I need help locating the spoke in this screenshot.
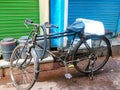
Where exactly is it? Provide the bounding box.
[22,68,33,84]
[10,44,39,89]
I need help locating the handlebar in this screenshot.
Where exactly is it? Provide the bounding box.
[24,19,58,59]
[24,18,58,29]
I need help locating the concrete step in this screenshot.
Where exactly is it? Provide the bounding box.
[0,37,120,78]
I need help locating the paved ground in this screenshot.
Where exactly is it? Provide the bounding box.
[0,55,120,90]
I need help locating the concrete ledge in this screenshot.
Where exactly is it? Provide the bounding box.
[0,59,61,78]
[111,45,120,56]
[0,55,53,68]
[0,55,54,78]
[0,44,120,78]
[110,38,120,56]
[0,37,120,78]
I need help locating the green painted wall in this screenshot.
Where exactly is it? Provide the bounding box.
[0,0,39,40]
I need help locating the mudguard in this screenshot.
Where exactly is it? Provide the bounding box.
[31,48,40,79]
[105,37,112,57]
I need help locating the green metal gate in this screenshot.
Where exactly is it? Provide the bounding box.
[0,0,39,40]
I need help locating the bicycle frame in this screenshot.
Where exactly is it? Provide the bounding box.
[24,19,112,74]
[30,30,80,62]
[10,19,113,90]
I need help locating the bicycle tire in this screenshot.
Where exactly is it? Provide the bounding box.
[10,44,39,90]
[72,35,111,74]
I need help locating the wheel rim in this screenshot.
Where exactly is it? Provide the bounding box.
[73,37,110,73]
[10,45,36,90]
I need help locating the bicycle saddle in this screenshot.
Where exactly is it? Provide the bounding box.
[67,21,85,32]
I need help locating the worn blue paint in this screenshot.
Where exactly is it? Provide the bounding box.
[50,0,64,48]
[117,15,120,33]
[68,0,120,35]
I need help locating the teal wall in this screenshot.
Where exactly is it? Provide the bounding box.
[50,0,64,48]
[117,15,120,33]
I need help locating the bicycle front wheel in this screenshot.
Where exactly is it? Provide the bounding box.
[10,44,39,90]
[72,36,111,74]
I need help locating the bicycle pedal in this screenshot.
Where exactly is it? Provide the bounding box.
[65,73,72,79]
[89,74,94,80]
[68,64,74,68]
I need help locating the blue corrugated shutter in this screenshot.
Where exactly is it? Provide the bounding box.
[68,0,120,35]
[50,0,64,48]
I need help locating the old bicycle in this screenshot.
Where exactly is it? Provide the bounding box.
[10,19,112,90]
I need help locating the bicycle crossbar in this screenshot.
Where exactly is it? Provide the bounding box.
[37,31,76,40]
[36,30,113,41]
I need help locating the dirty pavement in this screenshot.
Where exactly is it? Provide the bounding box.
[0,56,120,90]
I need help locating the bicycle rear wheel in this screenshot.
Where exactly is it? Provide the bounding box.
[10,44,39,90]
[72,36,111,74]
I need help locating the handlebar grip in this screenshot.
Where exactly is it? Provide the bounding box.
[25,19,34,24]
[51,24,59,28]
[44,22,58,28]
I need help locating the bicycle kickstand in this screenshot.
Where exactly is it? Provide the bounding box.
[89,64,94,80]
[88,59,96,80]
